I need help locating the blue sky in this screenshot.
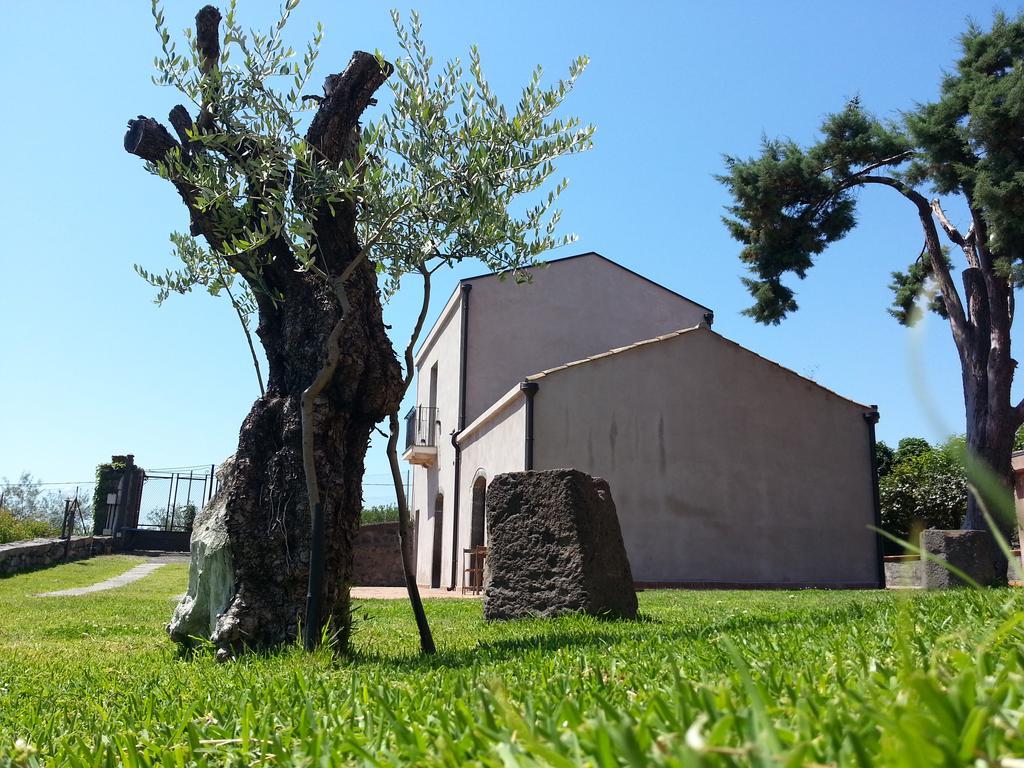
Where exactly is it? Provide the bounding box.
[2,0,1020,507]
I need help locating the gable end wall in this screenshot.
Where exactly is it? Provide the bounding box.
[531,329,879,586]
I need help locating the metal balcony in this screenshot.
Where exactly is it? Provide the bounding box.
[402,405,439,466]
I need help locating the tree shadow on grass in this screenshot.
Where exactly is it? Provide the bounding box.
[0,559,95,582]
[345,600,876,672]
[163,597,886,667]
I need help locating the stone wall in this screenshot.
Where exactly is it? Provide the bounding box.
[0,536,113,577]
[883,558,921,588]
[352,522,404,587]
[883,551,1020,588]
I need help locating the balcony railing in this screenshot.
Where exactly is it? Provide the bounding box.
[405,405,439,450]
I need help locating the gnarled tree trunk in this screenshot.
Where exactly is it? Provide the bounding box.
[961,323,1016,583]
[888,189,1020,581]
[126,11,403,656]
[208,253,401,654]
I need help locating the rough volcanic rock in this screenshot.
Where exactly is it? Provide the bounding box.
[921,528,1004,588]
[483,469,637,620]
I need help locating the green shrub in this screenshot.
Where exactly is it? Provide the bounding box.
[91,462,125,535]
[180,502,197,531]
[879,437,966,549]
[0,509,59,544]
[361,504,399,525]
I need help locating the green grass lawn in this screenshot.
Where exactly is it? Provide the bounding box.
[1,558,1023,766]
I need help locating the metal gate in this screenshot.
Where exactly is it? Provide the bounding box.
[114,464,219,552]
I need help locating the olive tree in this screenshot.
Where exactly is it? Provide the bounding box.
[125,1,591,656]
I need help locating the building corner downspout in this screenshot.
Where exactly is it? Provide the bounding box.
[864,406,885,589]
[449,283,472,590]
[520,380,539,470]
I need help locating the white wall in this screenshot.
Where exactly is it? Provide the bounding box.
[454,395,528,586]
[409,290,463,587]
[408,253,710,587]
[463,254,709,423]
[531,327,880,587]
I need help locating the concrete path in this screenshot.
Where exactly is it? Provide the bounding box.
[36,561,167,597]
[124,550,189,563]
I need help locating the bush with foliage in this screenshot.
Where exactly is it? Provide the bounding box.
[0,473,84,543]
[180,502,197,531]
[144,502,198,532]
[91,461,125,535]
[0,509,58,545]
[1,472,68,529]
[878,437,967,550]
[361,505,400,525]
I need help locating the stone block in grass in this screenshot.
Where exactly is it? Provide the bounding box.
[483,469,637,620]
[921,528,1005,588]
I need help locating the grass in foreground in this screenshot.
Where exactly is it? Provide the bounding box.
[1,558,1023,765]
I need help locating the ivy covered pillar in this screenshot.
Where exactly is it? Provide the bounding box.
[91,455,143,538]
[1010,454,1024,577]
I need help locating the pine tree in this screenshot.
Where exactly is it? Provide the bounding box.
[719,14,1024,578]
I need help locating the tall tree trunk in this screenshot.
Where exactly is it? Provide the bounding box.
[127,34,404,656]
[212,258,402,655]
[962,375,1013,528]
[930,210,1019,581]
[960,313,1015,584]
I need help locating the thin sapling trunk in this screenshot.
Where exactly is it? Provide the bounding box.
[384,263,436,654]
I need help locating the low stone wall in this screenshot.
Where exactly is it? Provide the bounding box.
[883,558,921,588]
[884,550,1021,588]
[352,522,404,587]
[0,536,113,577]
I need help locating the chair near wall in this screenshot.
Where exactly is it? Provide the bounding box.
[462,546,487,595]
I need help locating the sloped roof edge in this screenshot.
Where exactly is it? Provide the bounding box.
[413,282,464,367]
[525,324,873,412]
[461,251,713,314]
[456,383,525,445]
[414,251,713,365]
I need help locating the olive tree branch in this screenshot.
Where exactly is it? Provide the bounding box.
[217,262,265,396]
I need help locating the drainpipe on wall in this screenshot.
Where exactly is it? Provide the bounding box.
[449,283,472,590]
[520,380,539,470]
[864,406,885,589]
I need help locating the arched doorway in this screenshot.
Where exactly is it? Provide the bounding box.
[470,475,487,549]
[431,493,444,589]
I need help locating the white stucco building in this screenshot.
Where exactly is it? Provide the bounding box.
[403,252,884,590]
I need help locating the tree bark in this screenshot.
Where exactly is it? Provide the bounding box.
[386,411,435,654]
[863,178,1020,577]
[127,38,404,655]
[961,371,1014,584]
[956,261,1015,583]
[210,253,401,654]
[959,289,1016,560]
